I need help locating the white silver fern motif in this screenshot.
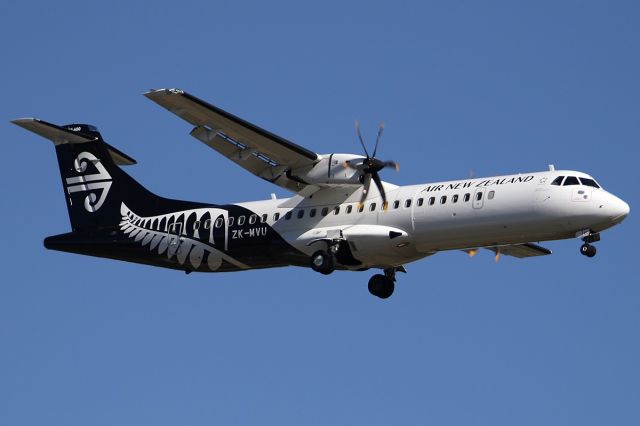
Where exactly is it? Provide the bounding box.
[119,203,249,271]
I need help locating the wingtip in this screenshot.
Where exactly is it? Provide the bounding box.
[144,88,186,101]
[11,117,37,125]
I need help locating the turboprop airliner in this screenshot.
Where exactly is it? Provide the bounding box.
[12,89,630,298]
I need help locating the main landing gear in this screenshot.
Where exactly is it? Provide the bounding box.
[579,231,600,258]
[310,249,335,275]
[368,269,397,299]
[309,249,402,299]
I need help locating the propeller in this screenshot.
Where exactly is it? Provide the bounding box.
[465,249,479,257]
[344,121,400,210]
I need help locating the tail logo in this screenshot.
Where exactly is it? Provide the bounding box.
[65,152,112,212]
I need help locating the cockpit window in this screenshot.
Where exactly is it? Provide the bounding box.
[579,177,600,188]
[551,176,564,186]
[563,176,580,186]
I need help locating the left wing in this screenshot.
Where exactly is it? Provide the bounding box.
[144,88,320,194]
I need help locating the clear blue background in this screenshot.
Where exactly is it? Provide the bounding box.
[1,1,638,424]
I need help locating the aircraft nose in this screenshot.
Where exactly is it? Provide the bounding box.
[609,195,630,224]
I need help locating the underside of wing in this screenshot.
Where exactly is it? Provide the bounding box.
[144,88,320,194]
[464,242,552,259]
[488,242,552,258]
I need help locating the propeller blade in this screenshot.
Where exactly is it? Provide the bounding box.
[494,249,501,263]
[371,172,388,210]
[372,122,385,158]
[466,249,478,257]
[357,173,372,208]
[354,121,370,158]
[384,161,400,171]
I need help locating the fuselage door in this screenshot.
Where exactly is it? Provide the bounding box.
[473,187,486,209]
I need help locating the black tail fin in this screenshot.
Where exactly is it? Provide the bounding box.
[12,119,156,232]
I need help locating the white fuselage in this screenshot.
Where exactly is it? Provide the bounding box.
[233,169,629,270]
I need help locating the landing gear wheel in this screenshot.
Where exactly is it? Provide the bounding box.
[368,274,395,299]
[580,243,597,258]
[310,250,335,275]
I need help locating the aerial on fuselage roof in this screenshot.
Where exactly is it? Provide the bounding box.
[11,88,630,299]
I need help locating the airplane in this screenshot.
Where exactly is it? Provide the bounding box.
[12,88,630,299]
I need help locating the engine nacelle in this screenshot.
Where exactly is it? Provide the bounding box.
[289,153,365,187]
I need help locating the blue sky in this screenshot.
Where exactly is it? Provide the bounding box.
[1,1,638,424]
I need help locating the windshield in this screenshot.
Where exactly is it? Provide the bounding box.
[579,177,601,188]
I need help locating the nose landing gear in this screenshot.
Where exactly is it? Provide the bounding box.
[579,231,600,258]
[580,243,597,257]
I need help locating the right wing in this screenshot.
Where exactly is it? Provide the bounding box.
[144,89,320,194]
[464,242,552,259]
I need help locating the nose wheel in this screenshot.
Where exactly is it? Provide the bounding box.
[579,232,600,258]
[580,243,597,258]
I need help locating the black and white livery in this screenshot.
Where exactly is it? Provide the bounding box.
[12,89,630,298]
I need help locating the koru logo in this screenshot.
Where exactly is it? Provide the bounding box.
[65,152,112,212]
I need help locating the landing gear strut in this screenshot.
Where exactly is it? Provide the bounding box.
[579,232,600,258]
[368,268,398,299]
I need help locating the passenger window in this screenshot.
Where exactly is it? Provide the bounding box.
[488,191,495,200]
[417,198,424,207]
[321,207,329,216]
[440,196,447,204]
[357,204,364,213]
[476,192,483,201]
[296,210,303,219]
[273,212,280,221]
[579,177,600,188]
[333,206,340,215]
[285,211,292,220]
[551,176,564,186]
[249,214,257,224]
[563,176,580,186]
[346,205,353,214]
[405,199,412,208]
[452,194,458,203]
[309,208,317,218]
[193,221,200,230]
[204,219,211,229]
[393,200,400,209]
[261,214,268,223]
[214,218,223,228]
[238,216,246,225]
[428,197,435,206]
[370,203,376,211]
[228,217,235,226]
[464,193,470,202]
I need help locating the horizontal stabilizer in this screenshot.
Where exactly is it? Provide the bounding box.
[11,118,136,165]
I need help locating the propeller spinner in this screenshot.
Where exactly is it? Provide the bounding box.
[344,121,399,210]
